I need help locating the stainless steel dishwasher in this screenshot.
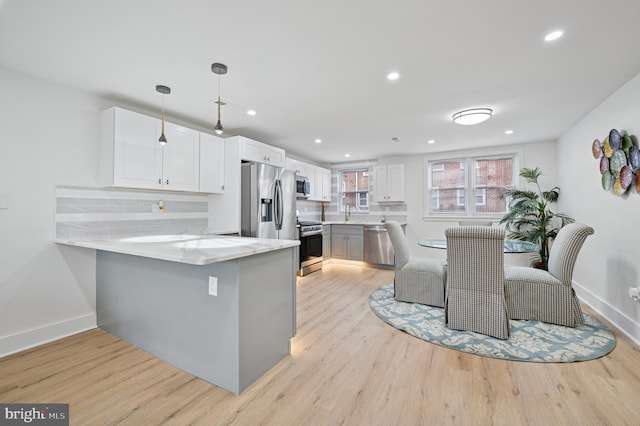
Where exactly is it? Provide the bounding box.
[364,224,395,265]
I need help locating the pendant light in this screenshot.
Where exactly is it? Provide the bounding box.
[211,63,228,135]
[156,85,171,144]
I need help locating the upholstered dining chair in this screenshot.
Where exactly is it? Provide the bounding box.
[444,226,509,339]
[384,221,447,307]
[504,223,594,327]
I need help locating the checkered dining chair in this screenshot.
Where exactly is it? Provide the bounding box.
[444,226,509,339]
[504,223,594,327]
[384,221,447,307]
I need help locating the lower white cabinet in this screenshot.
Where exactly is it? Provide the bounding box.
[331,225,363,261]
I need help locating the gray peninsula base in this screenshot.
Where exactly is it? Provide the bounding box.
[96,247,297,394]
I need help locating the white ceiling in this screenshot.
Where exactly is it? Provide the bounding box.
[2,0,640,164]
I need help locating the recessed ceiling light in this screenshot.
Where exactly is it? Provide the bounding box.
[247,109,256,116]
[344,153,350,158]
[387,72,400,81]
[391,137,400,143]
[544,30,563,42]
[452,108,493,125]
[505,129,514,135]
[427,139,435,144]
[314,138,322,144]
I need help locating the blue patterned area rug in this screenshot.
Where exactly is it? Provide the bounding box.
[369,284,616,362]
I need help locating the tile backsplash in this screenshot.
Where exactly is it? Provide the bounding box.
[296,169,407,223]
[55,186,209,240]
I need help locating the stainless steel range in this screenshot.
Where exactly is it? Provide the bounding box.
[297,220,323,276]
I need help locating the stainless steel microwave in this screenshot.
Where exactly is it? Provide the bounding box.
[296,178,311,197]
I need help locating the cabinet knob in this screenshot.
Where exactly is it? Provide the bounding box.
[166,179,169,185]
[221,185,225,190]
[158,178,162,185]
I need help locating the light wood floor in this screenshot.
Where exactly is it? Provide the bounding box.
[1,263,639,425]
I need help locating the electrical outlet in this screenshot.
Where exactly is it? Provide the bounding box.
[208,276,218,296]
[629,287,640,301]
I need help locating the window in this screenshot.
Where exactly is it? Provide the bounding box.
[429,160,466,214]
[427,155,516,216]
[339,168,370,212]
[473,157,514,214]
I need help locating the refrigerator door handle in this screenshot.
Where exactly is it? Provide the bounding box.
[274,179,283,230]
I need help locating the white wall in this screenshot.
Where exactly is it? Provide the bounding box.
[0,66,106,355]
[557,71,640,342]
[378,141,558,267]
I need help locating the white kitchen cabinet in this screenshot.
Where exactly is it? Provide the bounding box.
[331,225,364,261]
[373,164,405,203]
[323,226,331,259]
[208,137,241,234]
[199,132,225,194]
[309,166,332,202]
[240,136,285,167]
[321,167,331,202]
[100,107,200,192]
[285,158,310,178]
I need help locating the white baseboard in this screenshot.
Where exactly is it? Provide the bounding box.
[0,313,97,358]
[574,281,640,347]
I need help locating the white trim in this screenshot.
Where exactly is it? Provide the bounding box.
[0,313,97,358]
[573,280,640,347]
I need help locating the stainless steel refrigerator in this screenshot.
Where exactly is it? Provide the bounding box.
[240,162,296,240]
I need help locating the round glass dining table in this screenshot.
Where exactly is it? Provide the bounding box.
[418,238,538,253]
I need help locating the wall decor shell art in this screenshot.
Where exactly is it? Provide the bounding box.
[592,129,639,196]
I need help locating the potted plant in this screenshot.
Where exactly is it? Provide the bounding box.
[499,167,574,269]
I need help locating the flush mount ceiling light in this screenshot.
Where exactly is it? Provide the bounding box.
[452,108,493,125]
[156,85,171,145]
[247,109,256,116]
[505,129,514,135]
[211,63,228,135]
[314,139,322,144]
[427,139,435,144]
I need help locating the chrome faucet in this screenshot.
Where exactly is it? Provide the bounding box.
[345,203,351,221]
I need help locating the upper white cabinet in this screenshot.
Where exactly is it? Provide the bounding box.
[100,107,200,192]
[373,164,405,203]
[309,166,331,202]
[285,158,310,178]
[199,132,225,194]
[240,136,285,167]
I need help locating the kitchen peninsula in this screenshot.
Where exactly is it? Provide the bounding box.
[56,234,299,394]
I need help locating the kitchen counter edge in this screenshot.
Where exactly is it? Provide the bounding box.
[55,235,300,266]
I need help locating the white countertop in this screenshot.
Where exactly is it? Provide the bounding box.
[56,234,300,265]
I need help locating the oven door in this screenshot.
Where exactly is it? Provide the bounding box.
[299,232,323,267]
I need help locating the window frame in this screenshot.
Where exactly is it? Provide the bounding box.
[338,167,370,213]
[425,152,518,219]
